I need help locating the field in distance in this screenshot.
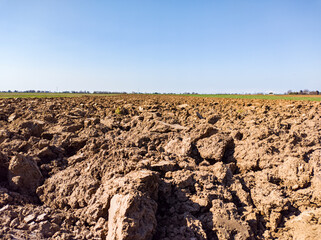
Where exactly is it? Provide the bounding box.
[186,94,321,101]
[1,92,321,101]
[0,92,116,98]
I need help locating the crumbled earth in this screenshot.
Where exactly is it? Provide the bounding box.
[0,95,320,239]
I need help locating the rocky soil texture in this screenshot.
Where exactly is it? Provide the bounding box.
[0,95,321,239]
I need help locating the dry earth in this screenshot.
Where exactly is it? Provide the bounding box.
[0,95,320,240]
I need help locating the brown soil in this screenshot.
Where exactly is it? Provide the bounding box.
[0,95,320,239]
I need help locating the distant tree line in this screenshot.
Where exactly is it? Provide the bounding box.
[2,90,51,93]
[92,91,127,94]
[182,92,199,95]
[1,90,320,95]
[1,90,117,94]
[287,89,320,95]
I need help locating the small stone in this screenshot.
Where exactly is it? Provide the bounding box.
[0,204,10,213]
[24,214,36,223]
[196,112,204,119]
[8,113,16,122]
[10,218,20,228]
[36,213,48,222]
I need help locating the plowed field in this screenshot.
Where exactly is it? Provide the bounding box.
[0,95,320,239]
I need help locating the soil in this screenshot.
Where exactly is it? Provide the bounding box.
[0,94,320,239]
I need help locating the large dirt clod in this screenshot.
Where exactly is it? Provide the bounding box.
[107,193,157,240]
[8,154,43,195]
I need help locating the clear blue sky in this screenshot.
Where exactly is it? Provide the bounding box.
[0,0,320,93]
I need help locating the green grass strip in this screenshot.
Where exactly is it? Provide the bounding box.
[0,93,117,98]
[186,94,321,101]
